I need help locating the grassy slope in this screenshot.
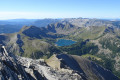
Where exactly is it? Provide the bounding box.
[68,26,106,40]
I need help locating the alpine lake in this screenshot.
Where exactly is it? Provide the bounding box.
[55,39,76,46]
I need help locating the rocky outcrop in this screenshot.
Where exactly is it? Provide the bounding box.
[0,46,83,80]
[46,22,78,34]
[0,46,34,80]
[45,54,61,70]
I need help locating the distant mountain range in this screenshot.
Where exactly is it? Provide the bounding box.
[0,19,60,33]
[0,18,120,34]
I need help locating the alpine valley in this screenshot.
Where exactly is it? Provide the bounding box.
[0,18,120,80]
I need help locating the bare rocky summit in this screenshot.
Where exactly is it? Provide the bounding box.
[0,46,119,80]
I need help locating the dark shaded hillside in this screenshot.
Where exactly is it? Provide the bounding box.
[21,26,64,39]
[71,55,119,80]
[55,54,119,80]
[22,26,48,39]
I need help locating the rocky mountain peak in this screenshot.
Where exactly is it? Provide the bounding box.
[0,44,119,80]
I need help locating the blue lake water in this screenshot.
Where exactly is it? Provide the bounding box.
[56,39,76,46]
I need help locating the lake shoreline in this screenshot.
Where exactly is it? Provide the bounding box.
[55,39,77,46]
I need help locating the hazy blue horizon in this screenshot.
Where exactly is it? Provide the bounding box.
[0,0,120,20]
[0,17,119,21]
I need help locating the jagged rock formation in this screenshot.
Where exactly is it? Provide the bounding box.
[0,46,83,80]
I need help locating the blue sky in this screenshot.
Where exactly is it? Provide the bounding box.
[0,0,120,19]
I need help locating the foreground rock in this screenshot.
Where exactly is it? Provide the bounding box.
[0,46,119,80]
[0,47,83,80]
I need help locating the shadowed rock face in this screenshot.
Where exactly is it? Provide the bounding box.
[57,54,86,75]
[0,46,46,80]
[0,35,9,45]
